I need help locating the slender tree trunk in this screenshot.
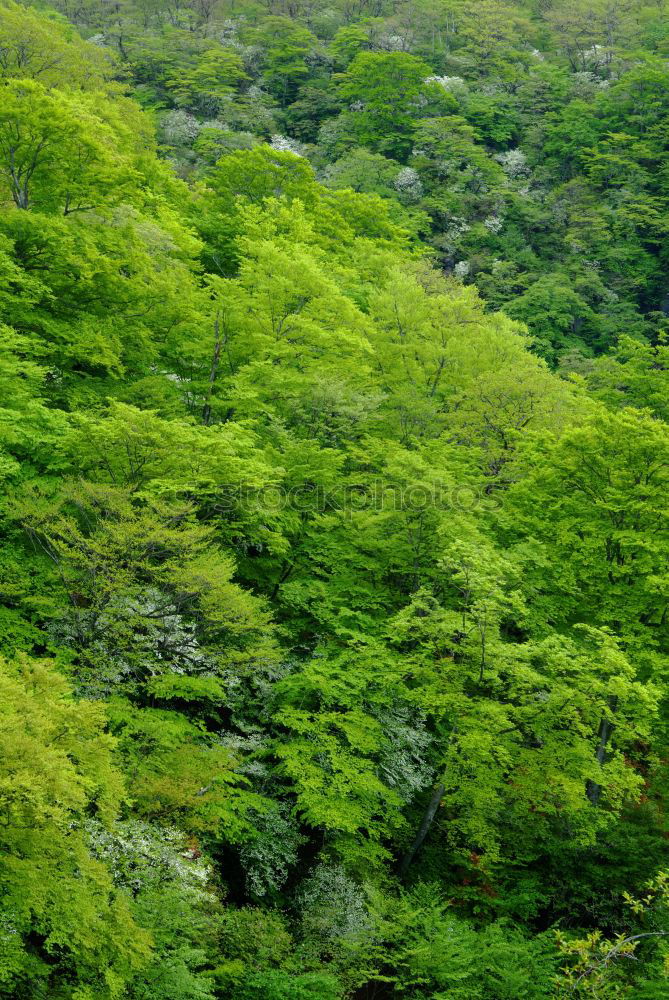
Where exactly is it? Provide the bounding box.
[399,782,445,877]
[586,695,618,806]
[202,311,222,426]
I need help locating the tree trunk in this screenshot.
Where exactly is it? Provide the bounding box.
[399,782,445,877]
[586,695,618,806]
[202,311,222,426]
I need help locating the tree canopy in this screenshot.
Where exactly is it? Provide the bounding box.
[1,1,669,997]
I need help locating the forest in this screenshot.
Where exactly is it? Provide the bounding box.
[0,0,669,996]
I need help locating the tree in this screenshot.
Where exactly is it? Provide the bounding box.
[0,79,138,213]
[87,819,222,1000]
[14,477,276,701]
[504,406,669,660]
[391,585,655,873]
[167,48,248,116]
[336,51,444,159]
[253,16,316,105]
[0,654,151,998]
[505,272,597,358]
[587,335,669,421]
[555,871,669,997]
[0,0,113,90]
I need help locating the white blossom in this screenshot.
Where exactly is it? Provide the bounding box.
[216,19,238,43]
[483,214,503,234]
[49,586,216,698]
[454,260,471,279]
[161,109,201,146]
[317,116,355,157]
[495,148,529,178]
[86,819,214,897]
[394,166,423,201]
[437,216,471,255]
[425,74,467,94]
[270,134,306,157]
[201,118,228,132]
[298,863,372,946]
[572,71,610,99]
[378,33,410,51]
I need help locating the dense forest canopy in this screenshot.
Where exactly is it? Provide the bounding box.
[1,0,669,997]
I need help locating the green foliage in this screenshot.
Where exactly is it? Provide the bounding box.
[555,871,669,997]
[0,78,139,212]
[88,819,222,1000]
[0,0,114,89]
[366,884,558,998]
[12,478,276,699]
[0,655,151,998]
[253,16,316,105]
[168,47,248,116]
[1,2,669,998]
[336,51,450,159]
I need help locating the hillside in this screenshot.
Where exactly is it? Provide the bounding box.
[0,1,668,998]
